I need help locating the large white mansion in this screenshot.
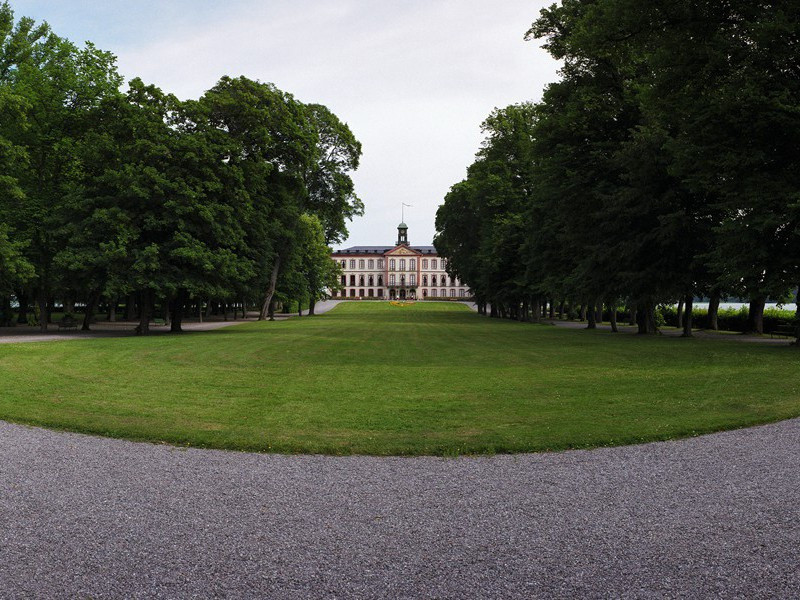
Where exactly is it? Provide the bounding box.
[330,223,471,300]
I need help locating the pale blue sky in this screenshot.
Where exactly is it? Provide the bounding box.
[13,0,558,247]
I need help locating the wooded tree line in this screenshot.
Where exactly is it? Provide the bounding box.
[0,3,358,333]
[435,0,799,336]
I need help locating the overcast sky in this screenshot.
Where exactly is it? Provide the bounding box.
[14,0,559,248]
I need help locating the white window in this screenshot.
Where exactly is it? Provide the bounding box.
[359,259,365,269]
[349,259,355,269]
[368,259,374,269]
[389,259,395,271]
[442,259,447,270]
[431,289,437,297]
[422,259,428,269]
[431,259,437,270]
[399,258,406,271]
[377,259,384,269]
[422,275,428,285]
[459,289,465,297]
[340,260,346,269]
[389,274,396,285]
[410,274,416,285]
[431,275,437,286]
[450,289,456,297]
[409,259,416,270]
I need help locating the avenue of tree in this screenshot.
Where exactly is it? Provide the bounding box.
[435,0,800,337]
[0,3,359,333]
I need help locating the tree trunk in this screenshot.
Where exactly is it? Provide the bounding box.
[609,303,618,333]
[125,293,136,321]
[0,296,12,326]
[205,300,214,319]
[309,298,316,316]
[37,289,47,332]
[82,291,100,331]
[163,298,171,327]
[586,299,597,329]
[558,299,565,320]
[579,303,587,322]
[137,290,151,335]
[64,296,75,315]
[16,290,28,324]
[259,256,282,320]
[636,299,658,335]
[793,286,800,346]
[595,304,603,324]
[682,295,694,337]
[532,297,542,323]
[708,290,721,331]
[676,299,684,329]
[298,301,303,317]
[490,303,498,318]
[171,289,187,333]
[628,302,637,326]
[268,298,276,321]
[108,297,117,322]
[518,298,527,322]
[747,296,766,334]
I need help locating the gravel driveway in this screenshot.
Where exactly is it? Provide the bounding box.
[1,419,798,599]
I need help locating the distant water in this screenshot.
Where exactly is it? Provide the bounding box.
[685,302,796,312]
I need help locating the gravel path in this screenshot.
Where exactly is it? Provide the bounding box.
[1,419,798,598]
[0,302,343,345]
[0,319,257,345]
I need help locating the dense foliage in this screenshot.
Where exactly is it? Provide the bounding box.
[435,0,800,337]
[0,3,360,332]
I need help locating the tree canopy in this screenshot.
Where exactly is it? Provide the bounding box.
[0,2,360,333]
[436,0,800,336]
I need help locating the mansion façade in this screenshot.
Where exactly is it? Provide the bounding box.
[330,223,471,300]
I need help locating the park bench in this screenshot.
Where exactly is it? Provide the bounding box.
[57,316,79,331]
[770,323,797,339]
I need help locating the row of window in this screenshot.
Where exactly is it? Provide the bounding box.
[339,258,448,271]
[341,274,461,287]
[331,288,467,298]
[341,259,384,270]
[333,288,384,298]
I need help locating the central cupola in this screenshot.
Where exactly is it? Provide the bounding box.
[396,222,408,246]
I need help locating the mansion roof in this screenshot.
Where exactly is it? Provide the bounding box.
[333,245,437,255]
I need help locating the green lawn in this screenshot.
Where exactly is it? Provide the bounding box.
[1,301,798,455]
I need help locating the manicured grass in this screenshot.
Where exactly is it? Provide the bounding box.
[0,302,798,455]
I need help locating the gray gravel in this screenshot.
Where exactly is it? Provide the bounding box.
[0,301,343,345]
[1,419,799,599]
